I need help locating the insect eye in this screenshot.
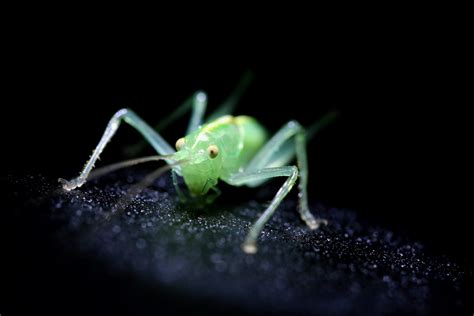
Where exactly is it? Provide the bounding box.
[207,145,219,159]
[175,138,185,151]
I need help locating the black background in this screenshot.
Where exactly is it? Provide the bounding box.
[4,39,469,254]
[2,29,471,314]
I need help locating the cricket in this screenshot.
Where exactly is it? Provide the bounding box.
[59,73,337,254]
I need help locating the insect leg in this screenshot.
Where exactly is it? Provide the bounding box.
[243,121,327,231]
[172,169,187,202]
[227,166,299,254]
[206,186,221,204]
[205,71,254,122]
[245,112,338,172]
[294,129,328,230]
[60,108,175,191]
[124,91,208,156]
[245,120,303,173]
[186,91,207,134]
[146,90,208,134]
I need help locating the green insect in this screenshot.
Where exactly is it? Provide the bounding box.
[59,74,337,254]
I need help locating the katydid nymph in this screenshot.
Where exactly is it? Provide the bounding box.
[59,74,338,254]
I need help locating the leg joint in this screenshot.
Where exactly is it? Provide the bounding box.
[114,108,130,119]
[290,165,299,178]
[287,120,305,133]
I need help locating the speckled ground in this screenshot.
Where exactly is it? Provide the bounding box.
[6,169,471,316]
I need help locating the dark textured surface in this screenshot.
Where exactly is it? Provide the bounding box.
[6,169,472,316]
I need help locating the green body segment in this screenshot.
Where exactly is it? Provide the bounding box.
[173,115,268,195]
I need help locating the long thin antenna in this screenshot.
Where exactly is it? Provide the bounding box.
[114,159,188,213]
[87,155,175,181]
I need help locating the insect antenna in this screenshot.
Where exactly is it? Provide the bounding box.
[87,154,175,181]
[112,159,189,215]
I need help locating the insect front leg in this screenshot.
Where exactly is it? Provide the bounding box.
[244,121,328,231]
[172,170,187,202]
[124,91,208,156]
[59,108,175,191]
[227,166,299,254]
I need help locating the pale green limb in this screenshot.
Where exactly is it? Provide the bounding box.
[244,120,304,174]
[205,71,255,122]
[236,120,328,252]
[264,111,340,168]
[59,108,175,191]
[172,170,187,202]
[227,166,299,254]
[186,91,207,134]
[124,91,208,156]
[295,111,338,226]
[294,131,327,230]
[173,169,221,204]
[206,186,222,204]
[154,91,208,134]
